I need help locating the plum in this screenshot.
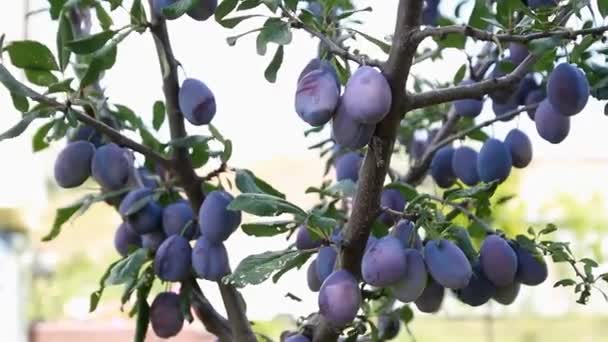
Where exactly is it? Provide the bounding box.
[422,0,439,26]
[295,68,340,126]
[91,143,131,191]
[493,281,521,305]
[163,200,197,239]
[488,60,518,103]
[477,138,512,184]
[391,249,428,303]
[492,98,519,121]
[335,151,363,183]
[297,58,340,90]
[424,239,472,289]
[365,235,378,251]
[187,0,218,21]
[318,270,361,327]
[451,146,480,186]
[192,236,231,281]
[178,78,216,125]
[307,259,322,292]
[515,76,539,105]
[378,188,407,226]
[525,88,546,120]
[453,80,483,118]
[480,235,518,286]
[150,292,184,338]
[430,146,456,188]
[340,66,392,124]
[295,225,322,250]
[509,43,529,65]
[119,187,163,235]
[361,236,407,287]
[377,314,400,340]
[54,141,95,188]
[331,102,375,149]
[391,220,422,250]
[546,63,589,116]
[455,262,496,307]
[154,235,192,282]
[414,277,444,313]
[407,137,427,161]
[114,222,141,257]
[285,334,310,342]
[151,0,179,18]
[69,124,103,147]
[535,99,570,144]
[527,0,557,9]
[142,231,166,251]
[504,129,532,168]
[198,190,241,243]
[316,246,338,283]
[513,243,548,286]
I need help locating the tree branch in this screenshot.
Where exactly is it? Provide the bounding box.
[147,3,255,341]
[313,0,425,340]
[189,279,233,341]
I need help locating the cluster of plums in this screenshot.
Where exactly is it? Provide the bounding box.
[294,219,548,334]
[295,58,392,149]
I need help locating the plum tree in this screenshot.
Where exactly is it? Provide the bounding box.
[316,246,338,283]
[119,187,163,234]
[455,262,496,307]
[535,99,571,144]
[477,138,512,183]
[480,235,518,287]
[493,282,521,305]
[113,222,141,257]
[192,236,231,281]
[162,200,197,239]
[414,277,445,313]
[54,141,95,188]
[154,235,192,281]
[361,235,408,287]
[391,249,428,303]
[378,188,407,226]
[339,66,392,124]
[318,270,361,327]
[513,243,548,286]
[150,292,184,338]
[334,151,363,183]
[451,146,480,186]
[504,129,533,168]
[391,219,422,250]
[295,62,340,126]
[377,314,401,340]
[424,239,472,289]
[295,225,322,250]
[178,78,217,125]
[187,0,218,21]
[331,103,375,149]
[91,143,131,191]
[453,80,483,118]
[198,190,241,243]
[546,63,590,116]
[430,146,456,188]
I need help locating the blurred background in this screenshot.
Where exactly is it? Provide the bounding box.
[1,0,608,341]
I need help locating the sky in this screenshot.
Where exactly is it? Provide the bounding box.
[0,0,608,323]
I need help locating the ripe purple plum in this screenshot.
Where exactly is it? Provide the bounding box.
[340,66,392,124]
[198,190,242,243]
[331,102,375,149]
[513,243,548,286]
[91,143,131,191]
[119,187,163,234]
[150,292,184,338]
[361,236,407,287]
[451,146,480,186]
[504,129,532,168]
[546,63,589,116]
[509,43,529,65]
[492,97,519,121]
[414,277,445,313]
[318,270,361,327]
[54,141,95,188]
[163,200,197,239]
[477,138,512,183]
[493,281,521,305]
[525,88,546,120]
[295,67,340,126]
[114,222,141,257]
[430,146,456,188]
[334,151,363,183]
[455,262,496,306]
[535,99,570,144]
[192,236,231,281]
[178,78,217,125]
[453,80,483,118]
[187,0,218,21]
[297,58,340,90]
[154,235,192,282]
[515,76,539,105]
[424,239,472,289]
[378,188,406,226]
[391,249,428,303]
[480,235,518,286]
[391,220,422,250]
[307,259,322,292]
[142,231,166,251]
[295,225,322,250]
[316,246,338,283]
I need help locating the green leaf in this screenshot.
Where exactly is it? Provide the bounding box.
[235,169,286,198]
[66,30,117,54]
[24,69,59,87]
[0,111,45,143]
[6,40,59,71]
[220,139,232,163]
[237,0,263,11]
[103,0,123,10]
[47,78,75,94]
[80,28,132,89]
[306,214,337,238]
[349,28,391,54]
[0,64,40,98]
[105,248,150,286]
[215,0,239,21]
[264,45,284,83]
[122,192,156,217]
[32,120,55,152]
[444,181,498,201]
[256,19,292,56]
[539,223,557,235]
[167,134,212,148]
[162,0,202,19]
[57,10,74,72]
[49,0,69,20]
[223,249,313,287]
[10,93,29,113]
[95,3,114,30]
[284,0,298,11]
[152,101,165,130]
[228,193,307,218]
[554,279,576,287]
[130,0,148,31]
[218,14,263,28]
[336,6,372,20]
[271,251,312,283]
[580,258,599,268]
[241,220,295,237]
[89,258,122,312]
[453,64,466,85]
[208,123,226,143]
[191,142,210,168]
[42,200,84,241]
[385,182,419,202]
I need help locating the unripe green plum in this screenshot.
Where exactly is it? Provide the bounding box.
[178,78,217,125]
[54,141,95,188]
